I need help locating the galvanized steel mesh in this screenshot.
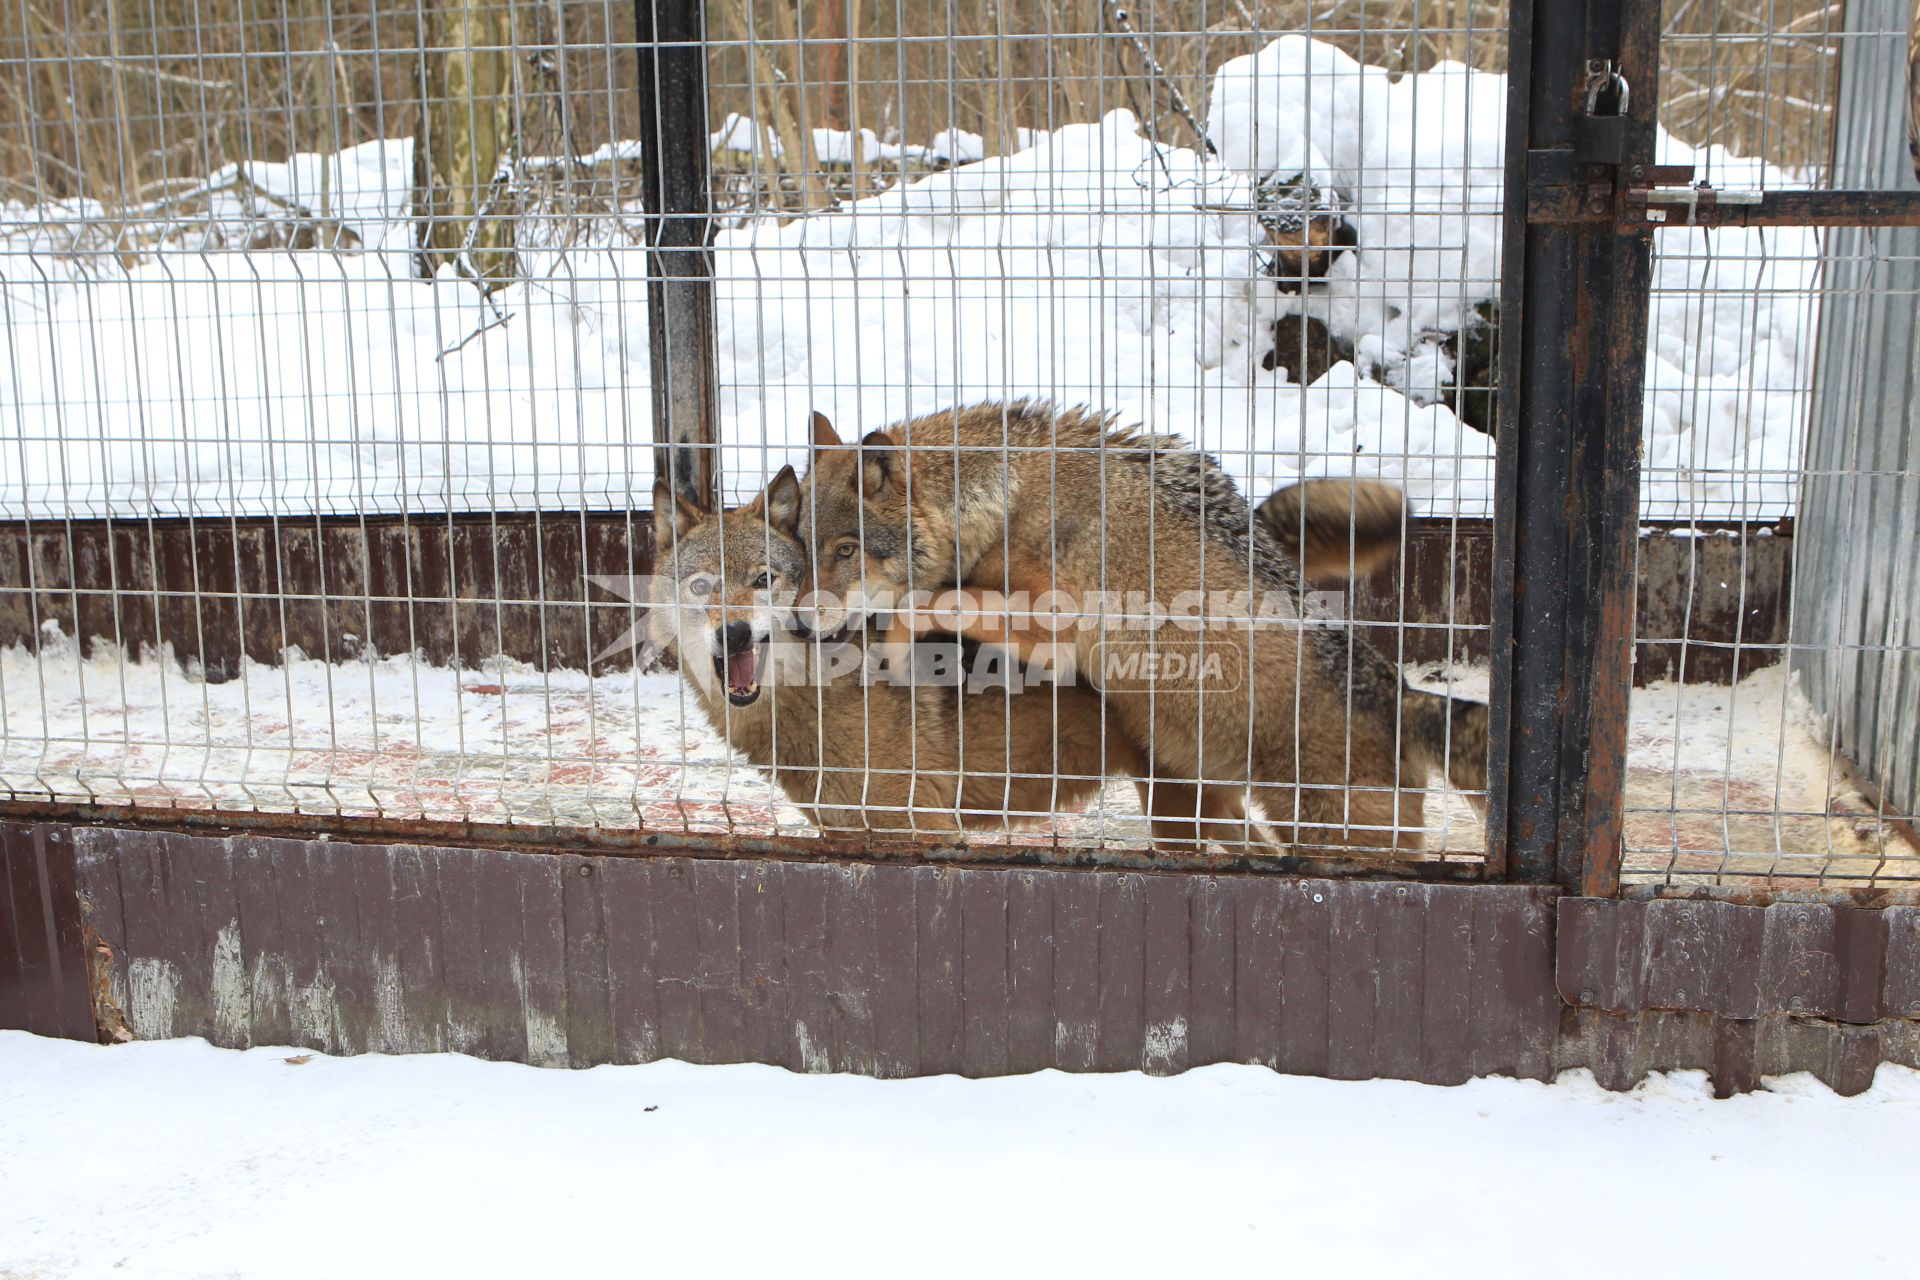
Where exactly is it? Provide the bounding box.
[0,0,1913,894]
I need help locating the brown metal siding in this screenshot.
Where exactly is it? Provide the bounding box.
[13,820,1920,1094]
[51,821,1562,1082]
[1555,897,1920,1094]
[0,513,656,678]
[0,823,93,1040]
[1,515,1787,685]
[1556,897,1919,1023]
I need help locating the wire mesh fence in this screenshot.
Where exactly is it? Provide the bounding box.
[0,0,1914,893]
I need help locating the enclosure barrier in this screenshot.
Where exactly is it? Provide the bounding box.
[4,0,1920,1092]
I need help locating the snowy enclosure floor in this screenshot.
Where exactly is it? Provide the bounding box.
[2,641,1912,886]
[1,1032,1917,1280]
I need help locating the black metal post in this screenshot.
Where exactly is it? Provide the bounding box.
[1489,0,1660,895]
[635,0,718,510]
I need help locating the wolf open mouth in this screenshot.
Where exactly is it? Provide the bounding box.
[714,642,768,707]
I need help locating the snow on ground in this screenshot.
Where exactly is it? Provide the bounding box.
[1,1032,1916,1280]
[4,629,1912,880]
[0,37,1815,523]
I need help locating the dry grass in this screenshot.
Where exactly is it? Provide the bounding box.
[0,0,1844,215]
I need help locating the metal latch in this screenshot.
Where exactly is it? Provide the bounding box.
[1619,164,1766,226]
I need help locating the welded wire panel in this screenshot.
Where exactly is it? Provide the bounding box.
[0,0,1503,865]
[0,0,1905,888]
[1655,0,1848,190]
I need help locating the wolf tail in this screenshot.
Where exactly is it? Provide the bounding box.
[1400,688,1489,801]
[1257,478,1409,580]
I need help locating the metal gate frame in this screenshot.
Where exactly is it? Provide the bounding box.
[1490,0,1920,903]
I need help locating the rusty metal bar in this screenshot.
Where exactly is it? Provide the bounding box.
[635,0,719,509]
[0,797,1493,881]
[1531,185,1920,228]
[1491,0,1659,894]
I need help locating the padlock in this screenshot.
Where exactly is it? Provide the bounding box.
[1575,114,1628,164]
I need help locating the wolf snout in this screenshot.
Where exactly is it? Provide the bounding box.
[718,619,757,655]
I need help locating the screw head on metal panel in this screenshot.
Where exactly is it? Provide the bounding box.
[1580,989,1594,1003]
[1312,892,1324,903]
[579,864,592,878]
[1791,996,1805,1011]
[1630,165,1646,180]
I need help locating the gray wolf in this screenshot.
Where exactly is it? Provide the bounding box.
[795,402,1486,854]
[646,468,1286,850]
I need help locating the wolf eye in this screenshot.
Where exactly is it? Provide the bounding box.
[834,540,858,560]
[750,571,772,589]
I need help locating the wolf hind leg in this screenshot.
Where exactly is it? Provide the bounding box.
[1137,775,1291,857]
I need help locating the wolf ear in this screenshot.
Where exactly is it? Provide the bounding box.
[652,479,708,545]
[763,465,802,536]
[858,429,898,502]
[809,410,842,450]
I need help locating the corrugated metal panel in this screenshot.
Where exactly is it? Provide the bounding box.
[49,821,1562,1083]
[1794,0,1920,820]
[0,823,93,1040]
[15,819,1920,1094]
[1556,897,1920,1023]
[1556,897,1920,1095]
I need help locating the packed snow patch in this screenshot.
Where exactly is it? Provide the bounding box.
[1,1032,1916,1280]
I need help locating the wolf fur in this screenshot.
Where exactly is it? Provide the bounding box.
[647,468,1284,851]
[796,402,1487,853]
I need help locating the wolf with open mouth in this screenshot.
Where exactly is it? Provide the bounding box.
[643,468,1284,851]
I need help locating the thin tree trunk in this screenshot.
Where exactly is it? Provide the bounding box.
[413,0,519,286]
[816,0,849,131]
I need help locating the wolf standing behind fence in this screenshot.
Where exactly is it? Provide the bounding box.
[796,401,1488,854]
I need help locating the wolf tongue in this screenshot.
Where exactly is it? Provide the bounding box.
[727,647,759,692]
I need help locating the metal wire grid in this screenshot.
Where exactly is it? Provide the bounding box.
[1656,0,1847,188]
[0,0,1906,882]
[1623,0,1920,892]
[0,0,1503,860]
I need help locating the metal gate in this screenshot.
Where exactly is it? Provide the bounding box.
[1495,0,1920,903]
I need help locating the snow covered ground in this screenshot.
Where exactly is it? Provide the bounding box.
[0,37,1816,523]
[3,630,1912,881]
[1,1032,1916,1280]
